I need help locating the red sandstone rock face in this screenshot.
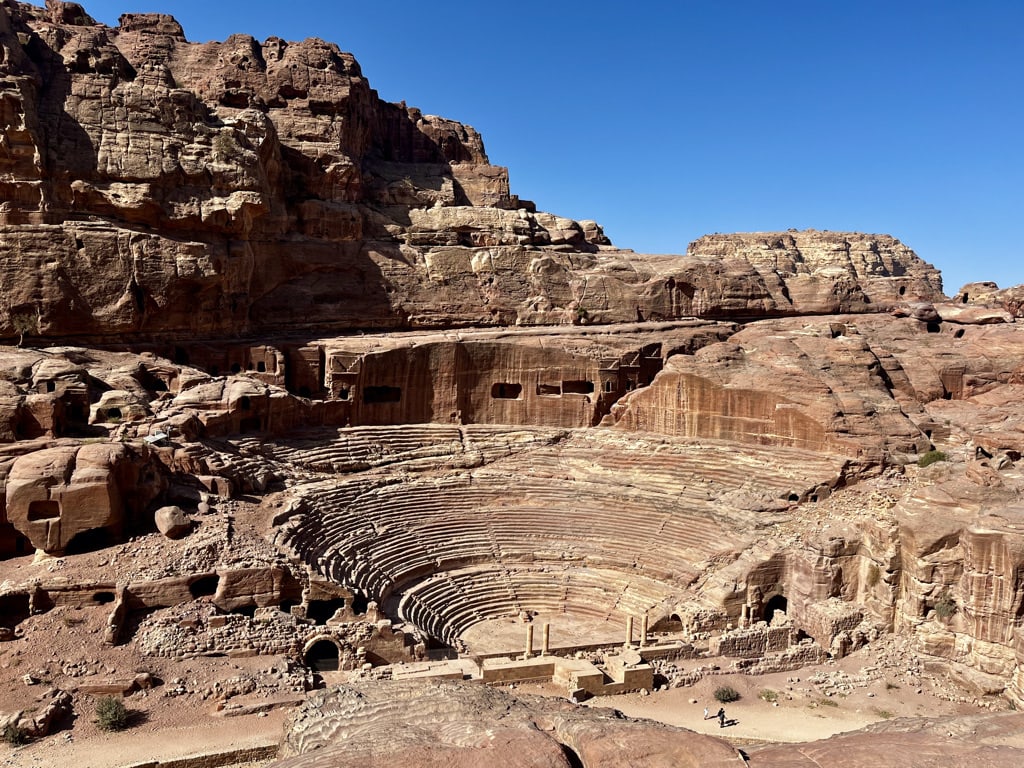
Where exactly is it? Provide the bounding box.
[0,3,942,343]
[752,711,1024,767]
[274,680,742,768]
[5,441,163,552]
[610,316,931,460]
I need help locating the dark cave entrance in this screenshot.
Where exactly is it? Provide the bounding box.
[764,594,788,623]
[189,575,219,599]
[305,639,340,671]
[307,598,347,625]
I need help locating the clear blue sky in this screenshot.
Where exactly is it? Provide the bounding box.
[82,0,1023,293]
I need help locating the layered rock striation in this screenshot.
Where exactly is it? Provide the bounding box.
[1,2,941,343]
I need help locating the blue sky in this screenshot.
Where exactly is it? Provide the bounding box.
[82,1,1023,293]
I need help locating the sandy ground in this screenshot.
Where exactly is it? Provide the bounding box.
[3,638,1006,767]
[593,649,998,744]
[514,637,1002,746]
[2,711,285,768]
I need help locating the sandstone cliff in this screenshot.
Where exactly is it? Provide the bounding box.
[0,2,942,343]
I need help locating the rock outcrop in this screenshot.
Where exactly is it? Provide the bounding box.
[274,680,742,768]
[0,3,941,344]
[5,440,163,553]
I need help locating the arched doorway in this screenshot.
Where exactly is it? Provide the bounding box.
[304,638,340,671]
[764,594,788,623]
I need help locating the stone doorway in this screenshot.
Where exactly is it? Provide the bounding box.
[304,638,340,671]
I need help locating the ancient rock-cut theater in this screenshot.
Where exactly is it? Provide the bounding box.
[3,2,1024,766]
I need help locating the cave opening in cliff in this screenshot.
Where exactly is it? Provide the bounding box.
[537,383,561,396]
[955,328,965,338]
[92,591,116,605]
[189,575,219,598]
[491,383,522,399]
[363,386,401,403]
[927,322,941,333]
[764,594,788,623]
[305,639,340,671]
[562,380,594,395]
[307,598,347,624]
[27,500,61,521]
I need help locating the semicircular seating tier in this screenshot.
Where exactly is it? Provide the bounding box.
[258,425,851,649]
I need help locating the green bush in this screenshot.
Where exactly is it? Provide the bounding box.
[759,688,778,703]
[714,685,741,703]
[95,696,129,731]
[918,450,947,468]
[2,723,29,746]
[934,591,957,620]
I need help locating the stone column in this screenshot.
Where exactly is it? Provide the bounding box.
[625,616,634,648]
[542,623,550,656]
[525,624,534,659]
[640,614,649,647]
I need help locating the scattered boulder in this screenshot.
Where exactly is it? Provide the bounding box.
[154,506,192,539]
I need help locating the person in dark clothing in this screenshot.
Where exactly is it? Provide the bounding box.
[717,707,726,727]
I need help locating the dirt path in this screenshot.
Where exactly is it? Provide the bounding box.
[2,710,286,768]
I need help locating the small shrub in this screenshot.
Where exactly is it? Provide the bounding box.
[885,681,900,691]
[816,697,839,708]
[714,685,741,704]
[934,591,957,620]
[918,450,947,468]
[2,723,29,746]
[10,311,38,347]
[212,132,241,161]
[95,696,129,731]
[759,688,778,703]
[872,707,895,719]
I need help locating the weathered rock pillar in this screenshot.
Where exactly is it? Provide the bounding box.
[525,624,534,659]
[740,604,749,628]
[640,615,648,647]
[625,616,634,648]
[542,623,550,656]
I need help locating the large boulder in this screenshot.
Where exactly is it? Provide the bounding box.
[5,442,164,553]
[154,505,191,539]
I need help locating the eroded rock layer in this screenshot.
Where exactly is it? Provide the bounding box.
[274,680,743,768]
[1,2,941,343]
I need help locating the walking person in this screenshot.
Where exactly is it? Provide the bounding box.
[717,707,726,728]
